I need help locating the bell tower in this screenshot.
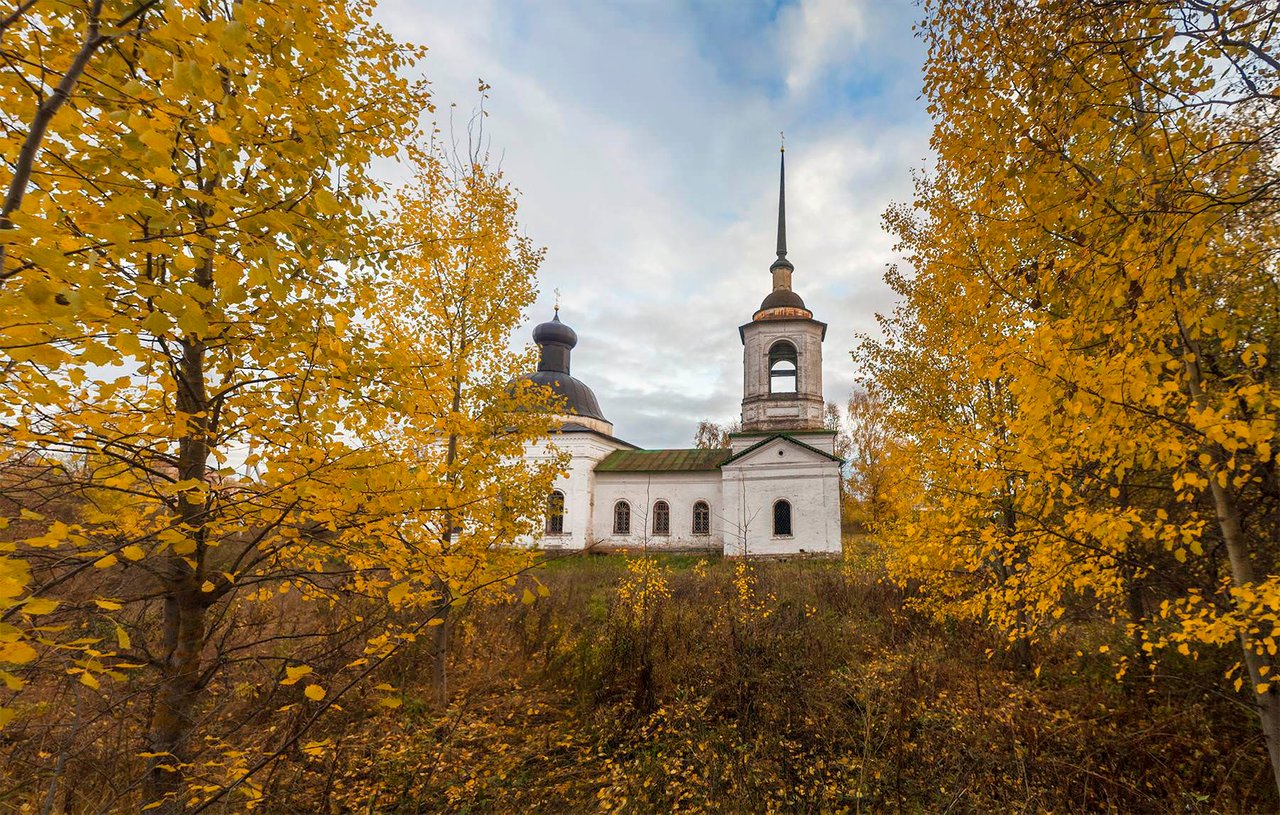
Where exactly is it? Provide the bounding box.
[739,145,827,432]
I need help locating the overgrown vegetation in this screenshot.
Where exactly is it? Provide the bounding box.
[257,553,1271,814]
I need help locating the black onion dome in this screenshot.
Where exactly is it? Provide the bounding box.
[522,371,607,421]
[511,310,609,423]
[759,288,807,311]
[532,314,577,348]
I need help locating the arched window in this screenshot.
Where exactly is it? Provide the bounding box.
[773,499,792,537]
[769,341,797,394]
[652,500,670,535]
[613,500,631,535]
[546,490,565,535]
[692,501,711,535]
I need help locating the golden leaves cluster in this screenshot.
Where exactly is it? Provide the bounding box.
[0,0,561,806]
[862,0,1280,731]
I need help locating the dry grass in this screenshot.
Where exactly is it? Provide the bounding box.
[273,552,1273,814]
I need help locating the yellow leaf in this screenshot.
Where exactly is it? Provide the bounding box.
[387,582,410,605]
[141,310,172,336]
[281,665,312,686]
[151,166,179,186]
[207,125,232,144]
[94,555,118,569]
[176,307,208,336]
[201,581,215,593]
[313,189,339,215]
[79,672,100,689]
[0,641,37,664]
[301,739,330,757]
[378,696,402,708]
[122,545,145,561]
[95,599,123,611]
[521,589,535,605]
[116,626,132,650]
[303,684,325,701]
[23,597,58,615]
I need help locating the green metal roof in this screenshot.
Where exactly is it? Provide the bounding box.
[595,448,731,473]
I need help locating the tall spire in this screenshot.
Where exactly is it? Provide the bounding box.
[771,137,793,275]
[754,136,811,318]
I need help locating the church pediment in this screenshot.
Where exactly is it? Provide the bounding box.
[719,434,842,469]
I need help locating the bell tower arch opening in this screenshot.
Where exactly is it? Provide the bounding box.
[768,340,798,394]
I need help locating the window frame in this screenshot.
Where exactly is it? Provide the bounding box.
[652,500,670,535]
[772,499,793,537]
[545,490,565,535]
[692,500,711,536]
[613,500,631,535]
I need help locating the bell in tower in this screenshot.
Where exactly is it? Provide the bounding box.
[738,145,827,432]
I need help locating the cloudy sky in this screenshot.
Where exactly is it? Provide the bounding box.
[377,0,932,449]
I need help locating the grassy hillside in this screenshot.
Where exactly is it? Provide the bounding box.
[270,552,1272,814]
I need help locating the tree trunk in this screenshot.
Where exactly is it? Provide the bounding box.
[1123,567,1150,681]
[1179,319,1280,794]
[144,587,207,812]
[431,381,463,708]
[1212,482,1280,794]
[431,606,450,708]
[1208,480,1280,794]
[144,259,214,810]
[999,493,1033,672]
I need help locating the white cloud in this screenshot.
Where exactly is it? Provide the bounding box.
[372,0,930,448]
[777,0,869,94]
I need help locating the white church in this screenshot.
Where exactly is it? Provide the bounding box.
[518,151,843,556]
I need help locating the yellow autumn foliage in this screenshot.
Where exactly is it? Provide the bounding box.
[0,1,560,809]
[862,0,1280,793]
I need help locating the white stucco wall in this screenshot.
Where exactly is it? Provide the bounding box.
[518,431,631,550]
[720,437,842,556]
[519,434,842,556]
[591,471,724,549]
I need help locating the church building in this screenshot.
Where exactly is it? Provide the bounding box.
[518,150,843,556]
